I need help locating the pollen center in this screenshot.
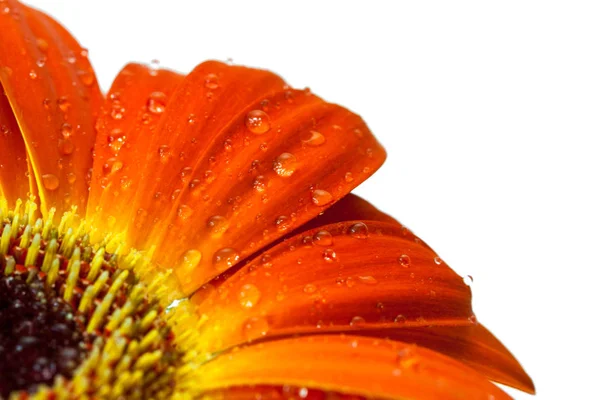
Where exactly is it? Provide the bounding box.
[0,274,91,397]
[0,199,203,399]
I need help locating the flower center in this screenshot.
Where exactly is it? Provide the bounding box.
[0,274,91,397]
[0,198,203,399]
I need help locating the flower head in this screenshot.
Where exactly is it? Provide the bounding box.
[0,1,533,398]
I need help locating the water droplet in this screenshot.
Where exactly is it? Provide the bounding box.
[358,275,377,285]
[323,248,337,263]
[273,153,297,177]
[58,138,74,155]
[344,172,354,183]
[434,256,443,265]
[177,205,193,220]
[275,215,291,232]
[212,248,240,272]
[66,172,76,184]
[303,284,317,294]
[60,123,73,138]
[252,175,268,192]
[36,38,48,52]
[314,230,333,246]
[463,275,473,286]
[78,69,95,87]
[398,255,411,268]
[238,284,261,308]
[188,114,197,125]
[303,130,325,146]
[29,70,37,79]
[311,189,333,206]
[147,91,167,114]
[394,315,407,324]
[348,222,368,239]
[245,110,271,134]
[149,59,160,75]
[179,166,193,183]
[350,316,366,326]
[204,73,219,89]
[158,145,171,163]
[179,250,202,274]
[242,316,269,341]
[41,174,59,191]
[206,215,229,236]
[57,97,70,113]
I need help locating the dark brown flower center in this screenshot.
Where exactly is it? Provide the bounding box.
[0,273,91,397]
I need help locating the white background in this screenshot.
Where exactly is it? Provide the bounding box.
[26,1,600,398]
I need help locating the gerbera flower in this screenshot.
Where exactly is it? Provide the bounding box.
[0,1,534,399]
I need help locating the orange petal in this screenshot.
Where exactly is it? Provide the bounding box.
[200,385,372,399]
[0,1,102,216]
[86,63,184,235]
[191,221,472,353]
[358,324,535,394]
[125,61,386,294]
[0,87,32,204]
[197,335,510,400]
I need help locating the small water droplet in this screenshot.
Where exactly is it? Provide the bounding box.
[188,113,197,125]
[322,248,337,263]
[177,205,193,220]
[147,91,167,114]
[212,247,240,272]
[314,230,333,246]
[158,145,171,163]
[245,110,271,135]
[41,174,59,191]
[398,255,411,268]
[179,250,202,275]
[36,38,49,52]
[238,283,261,308]
[303,130,325,146]
[57,97,70,113]
[463,275,473,286]
[303,283,317,294]
[66,172,76,184]
[434,256,443,265]
[358,275,377,285]
[348,222,368,239]
[60,123,73,138]
[350,316,366,326]
[311,189,333,206]
[204,73,219,89]
[344,172,354,183]
[206,215,229,236]
[242,316,269,341]
[273,153,297,177]
[252,175,268,192]
[275,215,291,232]
[29,70,37,80]
[58,138,74,155]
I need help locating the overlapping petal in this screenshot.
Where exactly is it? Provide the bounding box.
[0,1,102,216]
[119,61,386,294]
[197,335,511,400]
[86,63,184,236]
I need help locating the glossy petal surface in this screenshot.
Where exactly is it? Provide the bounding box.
[197,335,511,400]
[86,63,183,235]
[0,1,102,215]
[124,61,386,294]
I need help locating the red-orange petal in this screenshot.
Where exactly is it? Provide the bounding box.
[0,87,32,204]
[0,1,102,215]
[86,63,184,235]
[123,61,386,294]
[358,324,535,394]
[191,220,472,353]
[200,385,374,399]
[197,335,510,400]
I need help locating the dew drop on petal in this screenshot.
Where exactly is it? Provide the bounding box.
[398,255,411,268]
[206,215,229,236]
[41,174,59,191]
[314,230,333,246]
[273,153,297,177]
[394,314,407,324]
[238,283,261,308]
[158,145,171,163]
[204,73,219,89]
[177,205,193,220]
[348,222,368,239]
[60,123,73,138]
[245,110,271,134]
[303,283,317,294]
[311,189,333,206]
[350,316,366,326]
[242,316,269,341]
[66,172,76,184]
[358,275,377,285]
[212,247,240,272]
[434,256,443,265]
[303,130,325,146]
[323,248,337,263]
[463,275,473,286]
[179,250,202,274]
[147,91,167,114]
[252,175,268,192]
